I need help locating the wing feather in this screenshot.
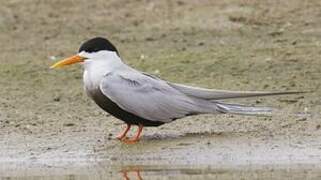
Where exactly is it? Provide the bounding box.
[169,83,304,100]
[99,72,215,122]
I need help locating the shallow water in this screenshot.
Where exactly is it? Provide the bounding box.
[2,133,321,180]
[3,164,321,180]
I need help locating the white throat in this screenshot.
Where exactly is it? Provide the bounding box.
[81,50,124,94]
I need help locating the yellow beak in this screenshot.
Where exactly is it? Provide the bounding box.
[50,55,85,69]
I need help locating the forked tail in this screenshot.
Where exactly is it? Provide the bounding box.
[216,102,275,116]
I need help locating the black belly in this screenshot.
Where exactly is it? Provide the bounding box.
[89,88,165,127]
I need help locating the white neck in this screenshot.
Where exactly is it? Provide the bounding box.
[82,51,125,93]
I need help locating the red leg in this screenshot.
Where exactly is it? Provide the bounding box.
[123,124,143,144]
[136,170,142,180]
[116,124,131,140]
[120,169,142,180]
[121,170,129,180]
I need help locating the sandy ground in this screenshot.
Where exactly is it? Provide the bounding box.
[1,0,321,179]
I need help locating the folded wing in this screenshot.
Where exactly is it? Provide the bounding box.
[169,83,303,100]
[99,72,216,123]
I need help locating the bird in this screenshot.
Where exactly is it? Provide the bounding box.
[50,37,303,144]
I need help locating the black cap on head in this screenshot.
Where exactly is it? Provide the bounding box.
[78,37,118,54]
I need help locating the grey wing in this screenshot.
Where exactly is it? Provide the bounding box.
[99,72,216,123]
[169,83,304,100]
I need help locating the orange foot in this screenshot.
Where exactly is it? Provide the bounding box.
[121,169,142,180]
[116,124,131,140]
[120,124,143,144]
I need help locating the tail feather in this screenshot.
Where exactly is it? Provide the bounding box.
[169,82,307,116]
[216,102,274,116]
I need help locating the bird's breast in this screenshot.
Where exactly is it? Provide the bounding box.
[83,70,103,99]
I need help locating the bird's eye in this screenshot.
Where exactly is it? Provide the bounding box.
[86,48,100,53]
[87,48,94,52]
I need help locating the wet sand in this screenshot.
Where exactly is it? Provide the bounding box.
[2,131,321,179]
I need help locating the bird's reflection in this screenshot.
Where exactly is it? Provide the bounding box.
[120,167,143,180]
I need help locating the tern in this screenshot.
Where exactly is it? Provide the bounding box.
[51,37,302,143]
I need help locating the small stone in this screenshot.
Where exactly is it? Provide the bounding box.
[268,30,283,37]
[145,37,155,41]
[140,54,145,60]
[63,123,75,127]
[177,1,185,5]
[263,84,269,89]
[198,42,205,46]
[49,56,57,60]
[296,117,307,121]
